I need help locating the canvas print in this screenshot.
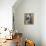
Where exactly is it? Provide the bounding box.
[24,13,34,24]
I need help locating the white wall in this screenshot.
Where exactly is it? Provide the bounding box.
[13,0,41,46]
[41,0,46,46]
[0,0,16,29]
[13,0,46,46]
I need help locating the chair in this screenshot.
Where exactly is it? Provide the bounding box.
[25,40,35,46]
[14,33,23,46]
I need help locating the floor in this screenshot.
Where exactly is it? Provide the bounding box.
[0,39,16,46]
[0,39,24,46]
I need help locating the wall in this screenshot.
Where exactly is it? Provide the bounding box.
[41,0,46,46]
[13,0,41,46]
[0,0,16,29]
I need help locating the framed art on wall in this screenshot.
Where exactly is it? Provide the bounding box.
[24,13,34,25]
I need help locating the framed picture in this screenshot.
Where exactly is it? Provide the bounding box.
[24,13,34,25]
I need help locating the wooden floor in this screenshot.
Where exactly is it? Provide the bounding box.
[0,39,16,46]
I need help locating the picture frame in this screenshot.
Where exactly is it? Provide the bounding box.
[24,13,34,25]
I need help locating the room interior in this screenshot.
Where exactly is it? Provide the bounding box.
[0,0,46,46]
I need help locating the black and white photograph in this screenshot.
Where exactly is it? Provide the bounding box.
[24,13,34,24]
